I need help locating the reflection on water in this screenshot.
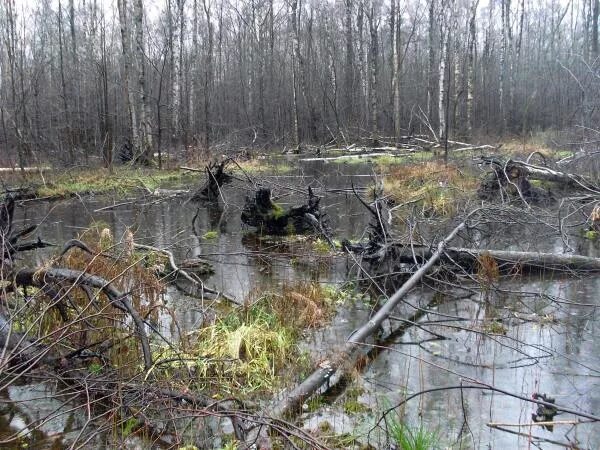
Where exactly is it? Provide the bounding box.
[6,159,600,448]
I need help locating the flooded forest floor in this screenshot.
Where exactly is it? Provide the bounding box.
[1,138,600,449]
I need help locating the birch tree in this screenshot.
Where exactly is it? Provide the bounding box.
[134,0,152,163]
[466,0,478,138]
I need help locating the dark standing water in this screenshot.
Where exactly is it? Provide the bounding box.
[4,158,600,449]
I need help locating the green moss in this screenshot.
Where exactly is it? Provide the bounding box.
[554,149,573,159]
[584,230,598,240]
[202,230,219,240]
[344,399,369,415]
[88,362,103,374]
[270,203,285,219]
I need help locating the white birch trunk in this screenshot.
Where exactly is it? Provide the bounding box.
[438,24,447,142]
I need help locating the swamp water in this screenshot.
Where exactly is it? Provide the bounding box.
[2,158,599,449]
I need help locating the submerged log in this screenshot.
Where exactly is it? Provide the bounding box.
[241,187,329,237]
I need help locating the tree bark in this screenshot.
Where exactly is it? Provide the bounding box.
[117,0,140,157]
[593,0,599,57]
[466,1,478,138]
[368,1,379,144]
[391,0,402,144]
[134,0,152,163]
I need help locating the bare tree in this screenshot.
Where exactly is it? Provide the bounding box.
[117,0,140,158]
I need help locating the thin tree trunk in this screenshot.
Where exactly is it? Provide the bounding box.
[58,1,74,162]
[391,0,402,144]
[134,0,152,164]
[466,1,478,138]
[291,0,301,149]
[427,0,435,122]
[438,21,448,142]
[203,0,213,151]
[344,0,354,123]
[171,0,183,141]
[593,0,599,57]
[117,0,139,156]
[368,1,379,145]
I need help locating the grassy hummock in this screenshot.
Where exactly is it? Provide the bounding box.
[11,167,197,199]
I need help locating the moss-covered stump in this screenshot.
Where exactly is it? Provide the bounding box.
[241,187,327,235]
[477,160,554,204]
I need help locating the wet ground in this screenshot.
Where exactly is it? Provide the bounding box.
[4,156,600,449]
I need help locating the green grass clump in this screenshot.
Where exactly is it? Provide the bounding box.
[202,230,219,240]
[195,301,296,393]
[386,418,439,450]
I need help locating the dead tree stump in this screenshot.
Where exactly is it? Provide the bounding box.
[241,187,327,235]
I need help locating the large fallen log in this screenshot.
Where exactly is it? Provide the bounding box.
[477,157,600,203]
[352,244,600,273]
[241,223,467,447]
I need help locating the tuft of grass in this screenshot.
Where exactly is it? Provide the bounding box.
[312,237,333,254]
[195,300,296,393]
[386,417,439,450]
[382,161,477,218]
[189,282,338,394]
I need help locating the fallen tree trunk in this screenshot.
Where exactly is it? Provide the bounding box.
[477,157,600,203]
[269,221,465,419]
[352,241,600,273]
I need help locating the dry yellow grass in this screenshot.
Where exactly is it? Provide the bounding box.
[383,161,478,217]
